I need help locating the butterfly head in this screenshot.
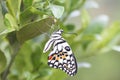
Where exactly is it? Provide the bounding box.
[55,29,63,34]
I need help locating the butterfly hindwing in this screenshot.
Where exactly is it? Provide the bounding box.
[48,42,77,76]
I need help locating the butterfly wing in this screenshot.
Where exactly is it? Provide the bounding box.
[48,41,77,76]
[43,38,55,53]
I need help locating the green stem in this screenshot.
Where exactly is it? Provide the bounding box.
[1,43,21,80]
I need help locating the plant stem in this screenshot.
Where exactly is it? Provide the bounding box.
[1,43,20,80]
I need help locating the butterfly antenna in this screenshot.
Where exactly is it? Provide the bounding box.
[63,32,78,36]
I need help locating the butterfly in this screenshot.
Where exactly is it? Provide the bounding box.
[43,29,77,76]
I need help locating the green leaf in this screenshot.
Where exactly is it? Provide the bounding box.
[71,0,84,10]
[65,24,75,31]
[16,17,56,43]
[0,50,7,73]
[81,9,90,29]
[6,0,21,19]
[0,13,18,36]
[86,21,120,54]
[20,7,45,26]
[0,29,15,36]
[23,0,33,9]
[4,13,18,30]
[50,4,64,19]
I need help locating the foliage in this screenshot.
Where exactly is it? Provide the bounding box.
[0,0,120,80]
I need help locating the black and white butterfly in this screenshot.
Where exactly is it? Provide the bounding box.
[43,29,77,76]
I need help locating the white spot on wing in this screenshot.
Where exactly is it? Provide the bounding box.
[63,60,67,63]
[51,60,55,63]
[49,64,53,67]
[59,59,63,63]
[66,56,70,60]
[68,64,71,68]
[54,62,58,65]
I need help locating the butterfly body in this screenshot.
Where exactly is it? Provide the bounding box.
[43,29,77,76]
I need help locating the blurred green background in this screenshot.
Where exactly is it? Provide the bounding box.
[0,0,120,80]
[66,0,120,80]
